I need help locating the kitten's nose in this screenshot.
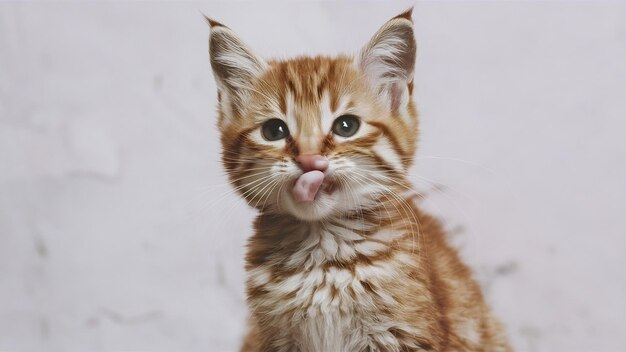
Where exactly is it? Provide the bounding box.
[296,154,329,173]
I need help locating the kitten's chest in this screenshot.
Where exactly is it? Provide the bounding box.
[246,225,410,351]
[249,265,398,351]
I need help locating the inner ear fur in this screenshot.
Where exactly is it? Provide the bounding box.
[356,9,416,112]
[207,19,267,105]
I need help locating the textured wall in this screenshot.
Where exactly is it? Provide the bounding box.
[1,1,625,351]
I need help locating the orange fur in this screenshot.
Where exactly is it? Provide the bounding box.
[208,9,510,352]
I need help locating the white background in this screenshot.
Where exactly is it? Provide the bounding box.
[1,1,625,351]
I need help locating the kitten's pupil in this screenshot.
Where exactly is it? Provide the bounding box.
[332,115,360,137]
[262,119,289,141]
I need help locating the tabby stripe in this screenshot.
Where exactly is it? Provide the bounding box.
[367,121,406,157]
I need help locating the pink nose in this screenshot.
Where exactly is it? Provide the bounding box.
[296,154,329,172]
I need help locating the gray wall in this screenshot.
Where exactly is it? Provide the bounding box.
[1,1,625,351]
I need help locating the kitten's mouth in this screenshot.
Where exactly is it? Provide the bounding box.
[319,179,338,195]
[292,171,337,203]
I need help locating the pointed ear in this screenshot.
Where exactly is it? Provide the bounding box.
[356,9,416,112]
[207,19,267,106]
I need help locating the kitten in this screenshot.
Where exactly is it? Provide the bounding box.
[207,9,511,352]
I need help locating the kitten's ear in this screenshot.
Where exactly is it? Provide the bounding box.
[207,18,267,105]
[356,9,416,112]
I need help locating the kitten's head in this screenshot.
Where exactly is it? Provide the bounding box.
[208,10,418,221]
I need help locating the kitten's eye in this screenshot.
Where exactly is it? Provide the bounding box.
[332,115,360,137]
[261,119,289,141]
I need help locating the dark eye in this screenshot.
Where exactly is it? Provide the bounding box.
[332,115,361,137]
[261,119,289,141]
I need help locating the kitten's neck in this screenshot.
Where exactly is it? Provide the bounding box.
[250,196,419,270]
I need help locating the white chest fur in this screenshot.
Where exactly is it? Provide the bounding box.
[247,223,414,352]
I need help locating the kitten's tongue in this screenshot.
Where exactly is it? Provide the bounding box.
[292,170,325,203]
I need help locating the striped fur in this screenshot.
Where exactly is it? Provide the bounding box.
[208,9,510,352]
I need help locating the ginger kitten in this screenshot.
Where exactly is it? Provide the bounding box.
[207,9,510,352]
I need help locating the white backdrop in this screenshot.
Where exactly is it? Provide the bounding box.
[1,1,625,351]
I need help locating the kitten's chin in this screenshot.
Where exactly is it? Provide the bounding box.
[283,191,338,221]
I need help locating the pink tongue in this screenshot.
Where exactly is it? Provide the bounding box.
[292,170,325,203]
